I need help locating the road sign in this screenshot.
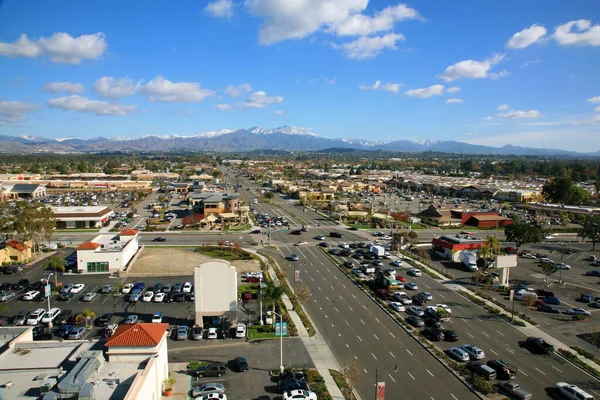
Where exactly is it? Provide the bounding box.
[295,270,300,281]
[509,289,515,301]
[377,382,386,400]
[275,322,289,336]
[44,284,51,298]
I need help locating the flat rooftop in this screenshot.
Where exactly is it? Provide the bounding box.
[52,206,109,214]
[92,362,142,400]
[0,342,84,371]
[438,234,484,244]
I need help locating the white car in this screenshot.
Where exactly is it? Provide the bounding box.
[283,389,317,400]
[555,262,571,270]
[408,268,422,277]
[122,283,134,294]
[390,302,405,312]
[393,292,412,305]
[23,290,40,301]
[448,347,470,362]
[522,254,536,259]
[207,327,218,339]
[182,282,193,293]
[27,308,46,325]
[152,312,163,323]
[42,307,61,324]
[460,344,485,360]
[70,284,85,294]
[154,292,166,302]
[295,241,308,246]
[435,304,452,314]
[143,291,154,302]
[339,242,350,249]
[566,308,591,316]
[197,394,227,400]
[235,323,247,338]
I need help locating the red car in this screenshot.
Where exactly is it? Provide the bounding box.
[396,275,407,283]
[246,276,261,283]
[377,289,390,300]
[242,292,253,300]
[503,247,517,254]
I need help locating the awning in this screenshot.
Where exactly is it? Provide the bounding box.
[219,212,238,219]
[372,213,393,220]
[344,211,368,217]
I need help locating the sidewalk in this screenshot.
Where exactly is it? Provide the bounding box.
[405,255,600,376]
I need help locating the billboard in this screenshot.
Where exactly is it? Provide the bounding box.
[275,322,289,336]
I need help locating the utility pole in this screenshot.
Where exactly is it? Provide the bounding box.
[559,242,566,284]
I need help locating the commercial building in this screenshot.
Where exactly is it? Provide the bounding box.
[432,233,485,261]
[52,206,113,229]
[0,183,46,199]
[76,229,140,274]
[188,192,240,216]
[193,260,238,327]
[0,324,169,400]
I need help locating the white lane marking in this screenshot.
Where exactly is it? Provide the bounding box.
[346,343,349,348]
[408,372,415,380]
[552,366,562,373]
[406,349,413,356]
[342,284,347,289]
[334,307,339,312]
[352,294,356,299]
[461,318,467,323]
[507,348,515,354]
[439,293,445,298]
[330,286,334,290]
[349,307,353,312]
[388,373,396,382]
[519,369,528,377]
[451,395,458,400]
[363,305,367,310]
[318,286,322,291]
[339,295,343,300]
[373,334,379,340]
[363,368,368,374]
[360,319,365,325]
[591,390,600,397]
[338,332,341,337]
[490,349,498,356]
[456,305,462,309]
[375,317,381,323]
[535,367,546,375]
[389,351,396,358]
[482,332,490,338]
[357,335,362,342]
[355,355,358,360]
[389,332,395,338]
[334,276,338,280]
[310,277,314,281]
[426,369,434,377]
[466,332,474,338]
[372,353,378,360]
[496,330,504,336]
[474,316,481,321]
[345,320,350,325]
[325,296,330,301]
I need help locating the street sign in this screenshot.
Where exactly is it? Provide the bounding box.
[295,270,300,281]
[44,284,51,298]
[509,289,515,301]
[275,322,289,336]
[376,382,386,400]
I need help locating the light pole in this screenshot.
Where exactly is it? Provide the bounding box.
[42,273,53,328]
[259,276,263,326]
[559,242,566,284]
[273,311,285,374]
[374,363,398,400]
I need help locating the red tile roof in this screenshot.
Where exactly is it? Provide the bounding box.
[120,229,139,236]
[6,240,29,251]
[76,241,101,251]
[105,323,169,347]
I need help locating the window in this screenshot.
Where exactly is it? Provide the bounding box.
[87,262,109,273]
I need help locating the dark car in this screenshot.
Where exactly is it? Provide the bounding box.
[233,356,249,372]
[343,261,354,269]
[34,326,54,341]
[153,282,163,293]
[58,292,75,301]
[586,270,600,277]
[525,336,554,354]
[487,359,517,379]
[537,304,560,313]
[329,232,343,238]
[95,313,113,327]
[56,309,73,325]
[152,237,166,242]
[411,294,426,305]
[423,327,445,341]
[577,294,595,303]
[543,296,561,305]
[290,230,302,235]
[250,229,261,234]
[174,292,186,302]
[57,325,74,338]
[12,279,29,290]
[443,330,460,342]
[536,289,554,298]
[347,227,358,231]
[406,316,424,327]
[192,362,227,378]
[278,378,309,392]
[424,318,442,328]
[165,291,176,303]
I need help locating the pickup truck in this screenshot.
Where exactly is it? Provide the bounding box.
[525,336,554,354]
[487,359,517,379]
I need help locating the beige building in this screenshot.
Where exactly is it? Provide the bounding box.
[194,260,238,326]
[0,239,32,264]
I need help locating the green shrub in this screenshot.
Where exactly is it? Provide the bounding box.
[470,374,495,395]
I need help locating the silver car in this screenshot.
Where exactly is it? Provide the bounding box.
[177,326,189,340]
[192,382,225,398]
[0,291,16,302]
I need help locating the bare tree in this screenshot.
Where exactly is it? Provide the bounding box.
[341,359,363,400]
[294,283,311,305]
[522,293,538,316]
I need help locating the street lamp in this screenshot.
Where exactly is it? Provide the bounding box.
[259,276,263,326]
[42,273,53,328]
[559,242,566,284]
[374,363,398,400]
[273,311,285,374]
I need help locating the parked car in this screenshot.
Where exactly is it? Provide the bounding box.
[0,291,16,302]
[41,308,61,324]
[95,313,113,327]
[408,268,421,277]
[461,344,485,360]
[487,359,517,380]
[60,283,74,294]
[498,381,532,400]
[405,316,424,327]
[27,309,47,325]
[537,304,560,313]
[390,302,405,312]
[192,382,225,398]
[13,310,31,326]
[152,237,167,242]
[177,326,189,340]
[192,326,203,340]
[101,284,114,294]
[23,290,40,301]
[283,390,317,400]
[586,270,600,277]
[556,382,594,400]
[192,362,227,378]
[525,336,554,354]
[68,326,86,340]
[443,330,460,342]
[143,291,154,302]
[423,327,445,341]
[566,308,591,316]
[82,292,98,302]
[235,323,246,338]
[152,311,163,323]
[70,284,85,294]
[233,356,249,372]
[182,282,193,293]
[125,314,139,324]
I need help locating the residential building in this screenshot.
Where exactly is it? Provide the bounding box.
[75,229,140,274]
[0,239,32,264]
[418,205,462,227]
[52,206,113,229]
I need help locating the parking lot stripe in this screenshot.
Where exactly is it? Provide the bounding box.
[495,330,504,336]
[451,394,458,400]
[408,372,415,380]
[349,306,353,311]
[374,317,380,323]
[325,296,330,301]
[388,373,396,382]
[373,334,379,340]
[518,369,528,377]
[371,353,377,360]
[357,335,362,341]
[490,349,498,355]
[481,332,489,337]
[406,349,413,356]
[389,351,395,358]
[389,332,395,338]
[466,332,474,338]
[334,307,339,312]
[360,319,365,324]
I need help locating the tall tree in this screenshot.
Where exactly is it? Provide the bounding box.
[484,235,501,255]
[504,221,544,252]
[44,255,67,286]
[262,282,286,326]
[578,216,600,251]
[9,202,56,254]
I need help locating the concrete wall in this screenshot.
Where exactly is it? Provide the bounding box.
[77,250,122,274]
[194,260,238,325]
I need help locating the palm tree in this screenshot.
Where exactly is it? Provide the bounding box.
[79,308,96,330]
[44,255,67,287]
[477,244,493,270]
[262,282,286,325]
[484,235,501,255]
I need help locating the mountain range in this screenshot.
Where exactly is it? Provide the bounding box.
[0,126,597,156]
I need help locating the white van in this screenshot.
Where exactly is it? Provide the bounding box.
[556,382,595,400]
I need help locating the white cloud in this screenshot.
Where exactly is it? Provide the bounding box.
[484,116,493,121]
[328,3,421,37]
[405,84,444,99]
[93,76,137,99]
[520,58,541,68]
[139,76,214,102]
[446,86,461,93]
[358,80,402,93]
[554,19,600,47]
[497,104,510,111]
[0,32,107,64]
[42,81,84,94]
[439,53,505,82]
[324,76,337,84]
[215,104,232,111]
[239,91,283,108]
[505,24,547,49]
[47,95,136,116]
[245,0,368,45]
[0,100,40,126]
[490,69,509,80]
[205,0,234,18]
[333,32,405,59]
[587,96,600,104]
[498,109,541,119]
[224,83,253,98]
[272,110,285,115]
[445,98,463,104]
[595,106,600,112]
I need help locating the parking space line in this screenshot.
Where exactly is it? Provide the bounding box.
[406,349,413,356]
[349,306,353,311]
[389,351,395,358]
[466,332,474,338]
[374,317,380,323]
[334,307,339,312]
[490,349,498,355]
[325,296,330,301]
[451,394,458,400]
[518,369,528,377]
[481,332,489,337]
[389,332,395,338]
[371,353,377,360]
[357,335,362,341]
[373,334,379,340]
[360,319,365,324]
[495,330,504,336]
[408,372,415,380]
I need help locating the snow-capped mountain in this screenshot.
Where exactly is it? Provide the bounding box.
[248,126,320,137]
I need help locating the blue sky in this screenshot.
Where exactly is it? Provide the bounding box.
[1,0,599,152]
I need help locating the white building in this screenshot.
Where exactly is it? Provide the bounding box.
[194,260,238,326]
[52,205,113,229]
[76,229,140,274]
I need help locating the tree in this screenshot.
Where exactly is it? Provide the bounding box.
[341,360,363,400]
[262,282,286,325]
[44,255,67,286]
[294,283,311,305]
[504,221,544,252]
[540,260,558,285]
[542,176,591,205]
[263,191,275,200]
[484,235,501,255]
[9,202,56,254]
[78,308,96,329]
[578,216,600,251]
